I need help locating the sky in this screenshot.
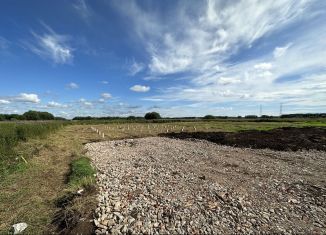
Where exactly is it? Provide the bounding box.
[0,0,325,118]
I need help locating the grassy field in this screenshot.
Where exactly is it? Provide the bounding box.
[85,119,326,140]
[0,122,66,180]
[0,119,325,233]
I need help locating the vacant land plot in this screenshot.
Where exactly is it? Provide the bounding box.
[0,121,325,234]
[86,137,326,234]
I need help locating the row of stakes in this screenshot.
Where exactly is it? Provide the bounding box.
[91,126,105,138]
[91,125,198,136]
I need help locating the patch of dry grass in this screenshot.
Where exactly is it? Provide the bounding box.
[0,125,101,234]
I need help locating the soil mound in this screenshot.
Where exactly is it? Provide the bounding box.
[161,127,326,151]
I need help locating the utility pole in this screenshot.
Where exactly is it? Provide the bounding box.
[280,103,283,116]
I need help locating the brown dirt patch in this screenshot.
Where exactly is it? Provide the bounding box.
[161,127,326,151]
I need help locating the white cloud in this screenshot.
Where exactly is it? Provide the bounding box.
[14,93,40,103]
[116,0,310,76]
[83,101,92,106]
[130,85,150,92]
[0,99,10,104]
[26,23,73,64]
[73,0,92,23]
[217,77,241,85]
[101,93,112,99]
[78,98,92,106]
[47,101,68,108]
[273,43,292,58]
[254,63,272,70]
[66,82,79,89]
[129,61,144,76]
[100,80,109,84]
[0,36,9,50]
[114,1,326,114]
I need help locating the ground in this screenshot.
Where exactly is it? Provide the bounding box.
[0,121,325,234]
[86,137,326,234]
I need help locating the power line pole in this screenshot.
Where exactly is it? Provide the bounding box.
[280,103,283,116]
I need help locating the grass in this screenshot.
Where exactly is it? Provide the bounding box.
[68,156,96,188]
[0,125,101,234]
[0,122,66,179]
[85,119,326,141]
[0,119,325,234]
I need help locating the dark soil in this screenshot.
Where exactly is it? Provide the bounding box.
[160,127,326,151]
[53,185,97,235]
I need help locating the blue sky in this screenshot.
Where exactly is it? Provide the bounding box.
[0,0,325,118]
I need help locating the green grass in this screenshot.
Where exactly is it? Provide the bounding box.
[68,156,96,189]
[0,122,66,179]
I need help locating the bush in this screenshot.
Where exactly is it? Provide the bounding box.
[203,115,215,119]
[23,110,54,120]
[144,112,161,120]
[245,115,258,119]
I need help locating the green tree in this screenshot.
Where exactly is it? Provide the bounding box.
[144,112,161,120]
[23,110,54,120]
[203,115,215,119]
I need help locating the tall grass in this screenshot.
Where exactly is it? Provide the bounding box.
[0,122,66,178]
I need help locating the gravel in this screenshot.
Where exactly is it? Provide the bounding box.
[85,137,326,234]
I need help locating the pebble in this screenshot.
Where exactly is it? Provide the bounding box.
[86,137,326,234]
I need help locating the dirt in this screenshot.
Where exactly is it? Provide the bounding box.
[53,185,97,235]
[160,127,326,151]
[87,137,326,234]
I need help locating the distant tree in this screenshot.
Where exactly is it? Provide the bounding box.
[203,115,215,119]
[261,115,272,119]
[38,111,54,120]
[23,110,40,120]
[237,116,242,119]
[23,110,54,120]
[245,115,258,119]
[73,116,93,120]
[127,116,137,120]
[144,112,161,120]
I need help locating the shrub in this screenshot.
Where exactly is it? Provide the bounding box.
[23,110,54,120]
[203,115,215,119]
[144,112,161,120]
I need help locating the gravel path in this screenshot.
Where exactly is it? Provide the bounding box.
[85,137,326,234]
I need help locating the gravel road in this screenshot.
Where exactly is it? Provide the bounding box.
[85,137,326,234]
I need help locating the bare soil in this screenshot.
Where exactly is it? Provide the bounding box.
[87,136,326,234]
[161,127,326,151]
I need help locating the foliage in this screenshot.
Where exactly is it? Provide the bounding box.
[0,110,64,121]
[281,113,326,118]
[0,122,65,178]
[23,110,54,120]
[245,115,258,119]
[144,112,161,120]
[203,115,215,119]
[69,156,96,187]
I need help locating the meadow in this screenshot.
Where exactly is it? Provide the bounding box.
[0,121,65,179]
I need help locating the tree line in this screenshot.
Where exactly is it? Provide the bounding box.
[1,111,325,121]
[0,110,65,121]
